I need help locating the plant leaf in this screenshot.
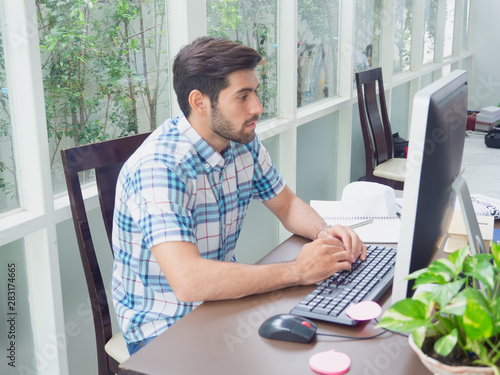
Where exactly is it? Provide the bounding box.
[491,241,500,267]
[435,315,459,335]
[413,291,436,318]
[434,328,458,356]
[440,292,467,316]
[427,258,456,280]
[466,339,491,368]
[376,299,432,333]
[464,254,495,290]
[487,297,500,336]
[432,279,466,309]
[461,288,494,340]
[407,267,428,280]
[411,326,427,349]
[413,271,447,287]
[447,246,469,274]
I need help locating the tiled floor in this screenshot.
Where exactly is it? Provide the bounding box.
[462,131,500,200]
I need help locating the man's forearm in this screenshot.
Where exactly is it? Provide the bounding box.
[263,186,327,240]
[175,259,301,302]
[152,241,302,303]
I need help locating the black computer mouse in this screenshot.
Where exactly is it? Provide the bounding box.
[258,314,317,343]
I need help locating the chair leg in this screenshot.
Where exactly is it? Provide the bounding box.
[108,356,122,375]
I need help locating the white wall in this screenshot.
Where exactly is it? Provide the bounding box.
[469,1,500,110]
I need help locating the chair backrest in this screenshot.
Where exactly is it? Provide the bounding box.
[355,68,394,172]
[61,132,150,375]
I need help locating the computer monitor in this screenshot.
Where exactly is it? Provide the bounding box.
[391,70,486,303]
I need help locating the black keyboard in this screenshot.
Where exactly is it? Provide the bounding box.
[290,245,396,325]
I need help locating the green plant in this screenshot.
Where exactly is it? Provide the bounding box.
[377,242,500,374]
[36,0,169,192]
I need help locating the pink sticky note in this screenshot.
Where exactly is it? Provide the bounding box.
[309,349,350,375]
[345,300,382,321]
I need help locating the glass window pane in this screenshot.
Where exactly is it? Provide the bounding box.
[0,18,20,214]
[461,0,470,51]
[37,0,170,194]
[422,0,438,64]
[297,0,340,107]
[354,0,382,72]
[443,0,455,57]
[393,0,413,74]
[207,0,278,120]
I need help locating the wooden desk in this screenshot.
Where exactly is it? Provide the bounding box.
[119,235,429,375]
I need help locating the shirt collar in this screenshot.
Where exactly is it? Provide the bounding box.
[177,116,234,172]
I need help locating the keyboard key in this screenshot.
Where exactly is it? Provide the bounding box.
[290,244,396,325]
[294,303,313,312]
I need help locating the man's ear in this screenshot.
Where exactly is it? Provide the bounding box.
[188,90,210,116]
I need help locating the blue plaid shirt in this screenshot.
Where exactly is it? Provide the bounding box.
[111,116,285,344]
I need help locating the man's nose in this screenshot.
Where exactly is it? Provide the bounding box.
[250,94,264,115]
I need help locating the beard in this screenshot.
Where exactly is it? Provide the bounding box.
[210,105,259,145]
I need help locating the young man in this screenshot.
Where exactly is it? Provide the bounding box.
[112,37,366,355]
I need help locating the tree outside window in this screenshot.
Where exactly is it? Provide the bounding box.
[0,25,20,214]
[36,0,170,194]
[393,0,413,74]
[443,0,455,58]
[297,0,340,107]
[354,0,383,73]
[423,0,438,64]
[207,0,278,120]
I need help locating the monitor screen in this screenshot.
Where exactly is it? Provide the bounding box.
[391,70,484,303]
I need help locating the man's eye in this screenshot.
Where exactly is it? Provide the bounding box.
[239,95,247,101]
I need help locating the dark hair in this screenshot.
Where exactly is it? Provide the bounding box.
[173,37,262,117]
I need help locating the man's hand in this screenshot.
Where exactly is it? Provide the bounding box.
[293,237,353,285]
[317,224,367,263]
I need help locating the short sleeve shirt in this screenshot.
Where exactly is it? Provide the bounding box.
[111,116,285,344]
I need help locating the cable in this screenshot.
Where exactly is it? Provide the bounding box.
[315,319,408,341]
[316,329,388,340]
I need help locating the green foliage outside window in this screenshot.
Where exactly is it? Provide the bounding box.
[0,29,19,210]
[207,0,278,120]
[423,0,439,64]
[36,0,169,191]
[297,0,339,107]
[393,0,413,74]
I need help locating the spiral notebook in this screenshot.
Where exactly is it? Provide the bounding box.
[310,200,401,243]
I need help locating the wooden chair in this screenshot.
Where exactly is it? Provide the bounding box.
[355,68,406,190]
[61,132,151,375]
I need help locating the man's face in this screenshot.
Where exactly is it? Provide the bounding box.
[208,69,263,147]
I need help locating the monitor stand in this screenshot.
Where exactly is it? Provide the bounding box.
[451,175,487,256]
